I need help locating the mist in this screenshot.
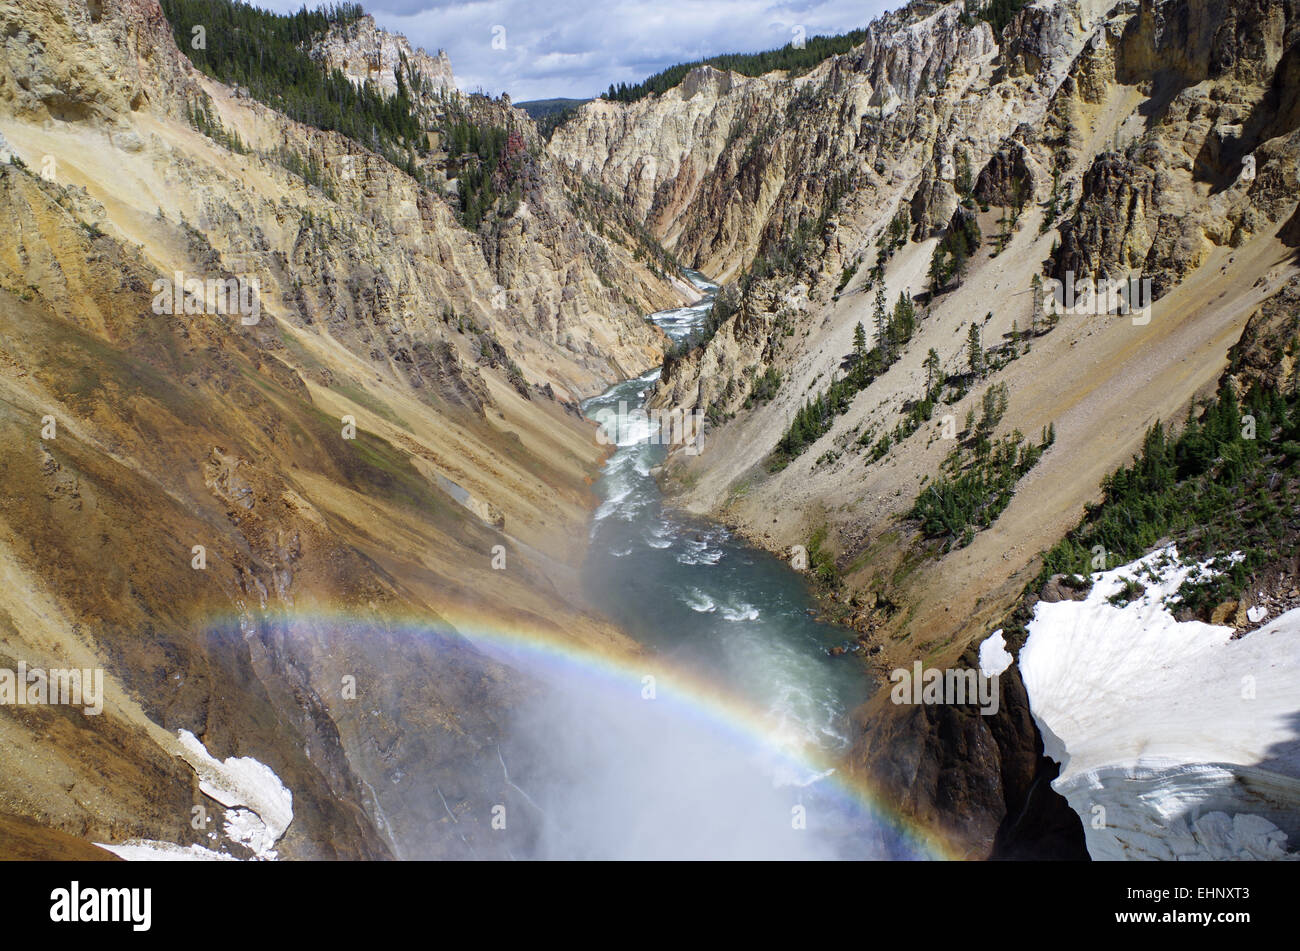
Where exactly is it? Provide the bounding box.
[486,643,889,860]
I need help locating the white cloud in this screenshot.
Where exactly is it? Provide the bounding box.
[247,0,894,101]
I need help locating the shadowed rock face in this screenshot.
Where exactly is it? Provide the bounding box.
[848,638,1087,860]
[974,144,1036,209]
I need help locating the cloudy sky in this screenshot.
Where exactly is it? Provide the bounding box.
[255,0,894,101]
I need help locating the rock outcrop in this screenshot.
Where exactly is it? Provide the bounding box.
[310,14,454,98]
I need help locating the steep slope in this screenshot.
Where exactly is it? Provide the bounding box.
[0,0,683,858]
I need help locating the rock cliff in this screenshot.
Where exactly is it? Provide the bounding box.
[311,14,455,98]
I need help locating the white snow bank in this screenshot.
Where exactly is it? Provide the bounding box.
[175,730,293,859]
[1020,546,1300,860]
[99,731,294,861]
[223,807,282,857]
[97,840,237,861]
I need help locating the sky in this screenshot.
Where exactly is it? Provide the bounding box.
[253,0,895,102]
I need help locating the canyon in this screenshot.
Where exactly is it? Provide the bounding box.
[0,0,683,859]
[0,0,1297,861]
[549,0,1300,857]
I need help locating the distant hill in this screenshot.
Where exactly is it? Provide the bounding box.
[516,98,591,139]
[516,98,591,120]
[598,1,1030,105]
[600,28,870,104]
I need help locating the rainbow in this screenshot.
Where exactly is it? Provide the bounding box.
[210,603,960,860]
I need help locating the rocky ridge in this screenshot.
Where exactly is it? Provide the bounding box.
[310,13,455,98]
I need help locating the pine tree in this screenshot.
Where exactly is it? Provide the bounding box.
[894,292,916,343]
[853,321,867,359]
[924,348,941,398]
[929,245,949,293]
[956,148,972,199]
[951,242,968,284]
[873,286,890,359]
[1055,101,1075,172]
[967,322,983,377]
[979,385,1000,435]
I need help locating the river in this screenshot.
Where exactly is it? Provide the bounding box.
[481,272,921,859]
[581,272,873,782]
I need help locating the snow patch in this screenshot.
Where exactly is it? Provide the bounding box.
[100,731,294,861]
[978,629,1012,677]
[1020,546,1300,860]
[175,730,294,858]
[96,840,238,861]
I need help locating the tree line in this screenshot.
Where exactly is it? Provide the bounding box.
[910,386,1055,549]
[771,289,918,467]
[161,0,425,175]
[1040,380,1300,612]
[602,28,870,104]
[959,0,1031,38]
